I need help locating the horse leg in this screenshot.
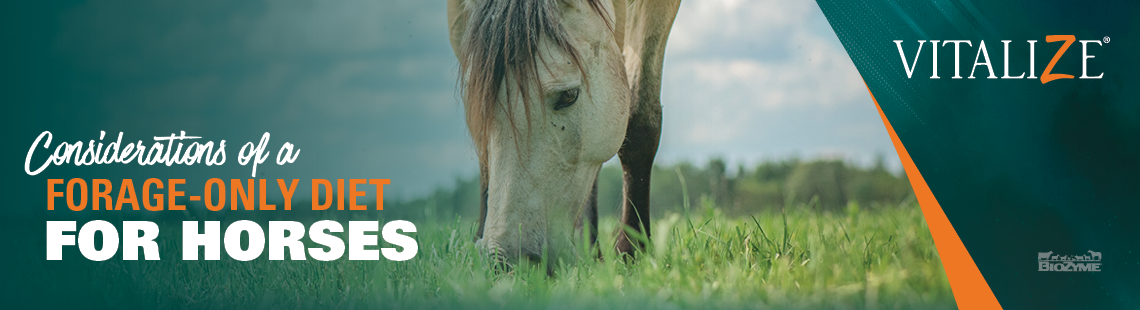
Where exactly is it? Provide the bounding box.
[615,97,662,258]
[613,0,676,258]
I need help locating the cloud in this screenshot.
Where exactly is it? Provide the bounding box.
[668,0,821,57]
[657,0,899,170]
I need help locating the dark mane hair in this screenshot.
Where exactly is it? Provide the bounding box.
[457,0,609,170]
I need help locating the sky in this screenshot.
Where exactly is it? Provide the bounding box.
[5,0,898,200]
[658,0,891,168]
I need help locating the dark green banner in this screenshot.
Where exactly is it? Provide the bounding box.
[817,0,1138,308]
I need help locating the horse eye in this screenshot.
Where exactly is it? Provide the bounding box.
[553,88,579,111]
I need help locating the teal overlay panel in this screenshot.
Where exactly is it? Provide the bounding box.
[816,0,1138,308]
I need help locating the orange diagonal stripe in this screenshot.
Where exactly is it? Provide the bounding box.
[866,83,1003,310]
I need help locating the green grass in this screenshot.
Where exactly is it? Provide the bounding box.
[6,203,955,309]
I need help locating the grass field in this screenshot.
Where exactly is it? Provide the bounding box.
[6,201,955,309]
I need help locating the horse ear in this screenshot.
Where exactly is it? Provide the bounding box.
[447,0,470,59]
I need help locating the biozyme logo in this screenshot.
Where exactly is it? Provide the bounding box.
[893,35,1109,83]
[1038,250,1102,272]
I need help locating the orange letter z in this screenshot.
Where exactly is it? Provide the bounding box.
[1041,35,1075,84]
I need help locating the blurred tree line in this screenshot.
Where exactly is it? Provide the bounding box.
[385,156,915,221]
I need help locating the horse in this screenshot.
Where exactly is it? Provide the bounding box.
[447,0,681,267]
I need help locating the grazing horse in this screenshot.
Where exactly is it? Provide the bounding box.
[447,0,681,266]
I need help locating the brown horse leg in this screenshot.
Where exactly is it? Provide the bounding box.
[615,100,662,258]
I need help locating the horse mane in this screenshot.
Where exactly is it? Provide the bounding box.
[457,0,609,172]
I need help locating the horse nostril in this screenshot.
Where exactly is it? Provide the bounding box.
[525,252,543,262]
[477,241,514,272]
[484,250,516,273]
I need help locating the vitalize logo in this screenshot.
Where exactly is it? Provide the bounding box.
[1038,250,1102,272]
[893,35,1109,83]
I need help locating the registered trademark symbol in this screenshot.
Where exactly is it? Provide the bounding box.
[1103,36,1110,44]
